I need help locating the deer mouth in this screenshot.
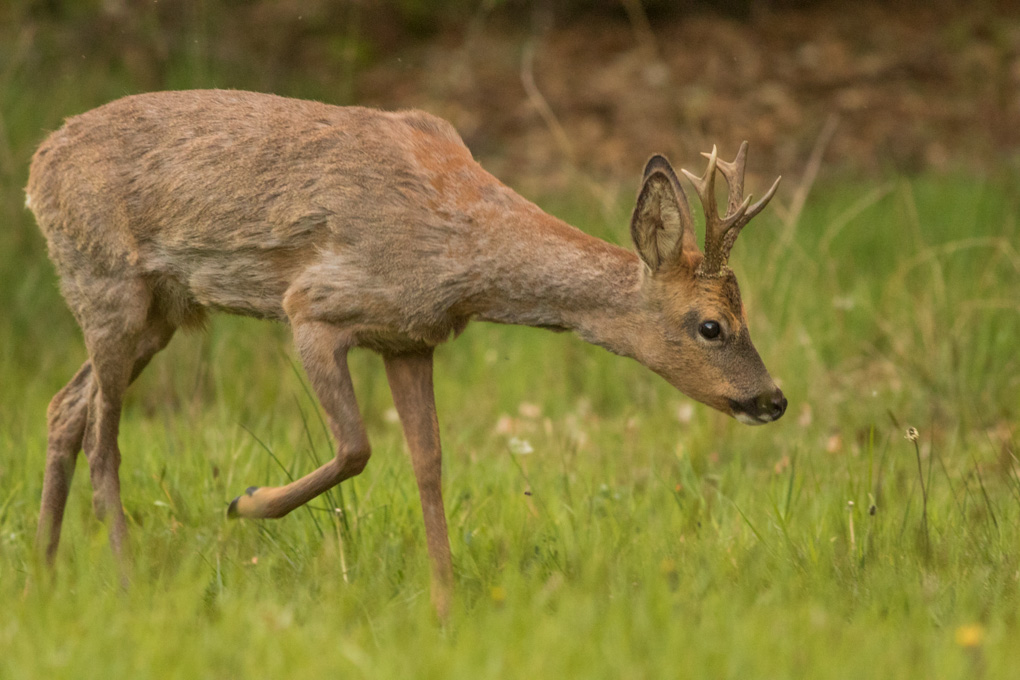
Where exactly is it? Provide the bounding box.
[728,390,787,426]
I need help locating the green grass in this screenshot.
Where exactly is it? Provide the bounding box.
[2,15,1020,680]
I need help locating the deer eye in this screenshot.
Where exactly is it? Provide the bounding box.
[699,320,722,340]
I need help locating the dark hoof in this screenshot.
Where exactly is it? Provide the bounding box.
[226,486,260,519]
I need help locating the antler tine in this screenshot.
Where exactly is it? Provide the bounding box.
[704,140,748,217]
[681,145,732,273]
[681,144,718,225]
[684,145,748,274]
[688,141,781,273]
[743,174,781,224]
[717,173,781,260]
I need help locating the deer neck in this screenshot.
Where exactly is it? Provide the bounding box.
[471,204,645,360]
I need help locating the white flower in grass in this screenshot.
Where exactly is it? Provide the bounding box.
[508,437,534,455]
[676,402,694,424]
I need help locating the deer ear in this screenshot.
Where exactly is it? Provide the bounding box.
[630,155,697,273]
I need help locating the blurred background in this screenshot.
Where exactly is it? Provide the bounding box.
[2,0,1018,199]
[1,0,1018,426]
[2,0,1019,435]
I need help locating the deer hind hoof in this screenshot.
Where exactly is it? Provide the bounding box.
[227,486,261,519]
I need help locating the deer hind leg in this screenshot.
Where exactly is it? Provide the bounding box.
[68,277,173,562]
[37,308,175,564]
[37,361,94,563]
[383,350,453,619]
[228,320,370,519]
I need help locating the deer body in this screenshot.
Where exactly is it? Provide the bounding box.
[27,90,785,616]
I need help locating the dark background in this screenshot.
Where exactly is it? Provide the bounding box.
[3,0,1018,199]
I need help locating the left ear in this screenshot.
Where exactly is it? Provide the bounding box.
[630,155,698,273]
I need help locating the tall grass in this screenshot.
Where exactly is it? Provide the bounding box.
[1,13,1019,680]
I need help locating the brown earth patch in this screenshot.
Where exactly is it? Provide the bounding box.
[349,3,1019,192]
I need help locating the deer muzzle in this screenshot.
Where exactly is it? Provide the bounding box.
[729,388,787,426]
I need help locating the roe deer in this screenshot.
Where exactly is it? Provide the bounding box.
[26,89,785,616]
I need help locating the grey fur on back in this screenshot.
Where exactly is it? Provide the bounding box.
[27,90,537,344]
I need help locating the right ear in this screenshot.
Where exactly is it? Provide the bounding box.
[630,155,698,273]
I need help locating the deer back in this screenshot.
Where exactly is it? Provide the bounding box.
[26,90,537,337]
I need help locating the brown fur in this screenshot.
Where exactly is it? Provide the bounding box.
[26,90,784,616]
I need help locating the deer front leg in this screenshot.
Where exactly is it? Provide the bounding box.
[383,350,454,619]
[228,321,370,519]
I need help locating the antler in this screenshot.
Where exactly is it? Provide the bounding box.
[681,141,781,275]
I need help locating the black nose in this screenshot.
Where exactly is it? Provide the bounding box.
[729,389,788,424]
[759,390,787,421]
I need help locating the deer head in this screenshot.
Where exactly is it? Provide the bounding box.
[629,142,786,425]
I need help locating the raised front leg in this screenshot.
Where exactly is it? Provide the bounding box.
[229,321,371,519]
[383,350,454,619]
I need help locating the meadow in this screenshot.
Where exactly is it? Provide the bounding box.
[2,16,1020,680]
